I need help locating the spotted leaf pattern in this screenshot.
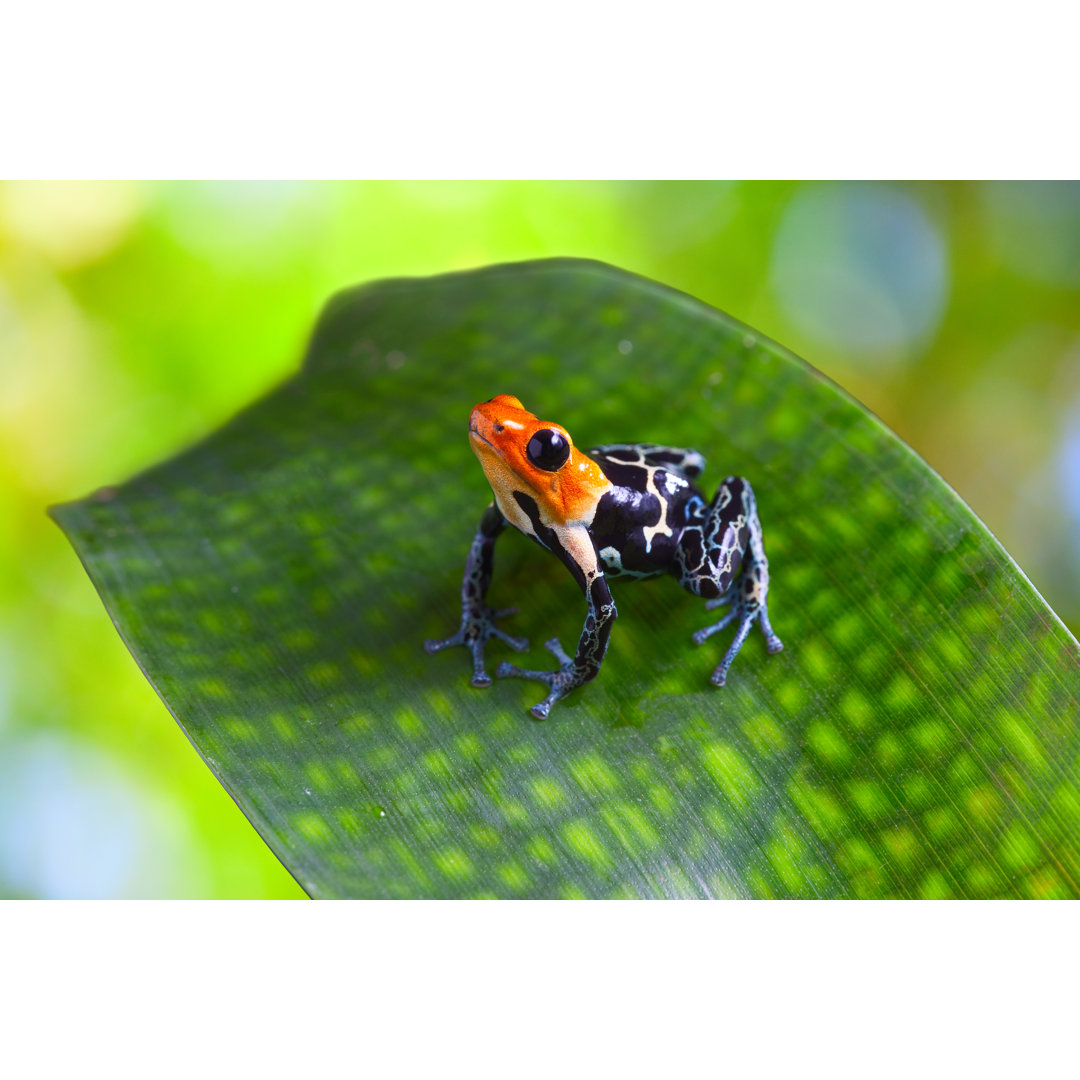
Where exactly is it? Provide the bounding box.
[53,259,1080,898]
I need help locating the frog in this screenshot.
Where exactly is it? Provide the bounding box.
[425,395,783,720]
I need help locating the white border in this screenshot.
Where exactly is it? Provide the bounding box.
[3,901,1074,1077]
[4,4,1079,176]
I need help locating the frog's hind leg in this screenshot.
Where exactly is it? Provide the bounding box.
[680,477,783,686]
[694,563,784,686]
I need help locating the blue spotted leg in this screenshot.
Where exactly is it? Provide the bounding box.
[678,476,784,685]
[424,504,529,686]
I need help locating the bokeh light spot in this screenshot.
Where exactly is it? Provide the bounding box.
[770,184,948,362]
[1,181,144,267]
[0,734,203,898]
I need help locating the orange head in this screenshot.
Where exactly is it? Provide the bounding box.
[468,395,612,527]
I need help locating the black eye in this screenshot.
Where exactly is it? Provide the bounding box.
[526,429,570,471]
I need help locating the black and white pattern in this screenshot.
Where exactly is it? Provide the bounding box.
[429,437,781,718]
[589,444,783,687]
[587,443,701,579]
[496,490,619,720]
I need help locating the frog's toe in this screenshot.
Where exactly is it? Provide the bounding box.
[529,698,555,721]
[544,637,574,665]
[495,642,569,680]
[497,656,575,720]
[426,604,529,686]
[465,639,494,687]
[424,630,464,654]
[496,659,530,680]
[696,602,784,684]
[759,608,784,653]
[703,590,734,614]
[709,616,754,686]
[493,627,529,652]
[692,609,736,646]
[529,680,574,721]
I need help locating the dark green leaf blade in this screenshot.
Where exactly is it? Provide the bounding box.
[53,259,1080,898]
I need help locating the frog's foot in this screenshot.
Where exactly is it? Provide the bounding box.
[693,591,783,687]
[497,638,578,720]
[425,606,529,688]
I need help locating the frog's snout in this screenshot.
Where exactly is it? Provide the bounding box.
[470,398,523,452]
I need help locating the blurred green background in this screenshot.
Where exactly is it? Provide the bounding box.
[2,181,1079,898]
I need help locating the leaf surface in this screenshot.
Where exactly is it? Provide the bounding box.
[53,259,1080,898]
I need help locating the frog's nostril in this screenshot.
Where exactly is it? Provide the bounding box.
[493,422,505,433]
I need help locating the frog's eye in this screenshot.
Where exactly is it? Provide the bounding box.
[526,428,570,472]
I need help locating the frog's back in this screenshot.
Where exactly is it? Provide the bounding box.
[586,443,705,580]
[587,443,706,484]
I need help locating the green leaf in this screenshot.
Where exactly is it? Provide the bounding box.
[52,258,1080,898]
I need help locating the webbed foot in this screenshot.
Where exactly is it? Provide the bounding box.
[693,591,783,686]
[425,606,528,688]
[497,637,578,720]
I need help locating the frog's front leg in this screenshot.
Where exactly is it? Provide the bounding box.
[678,477,783,686]
[496,526,617,720]
[497,575,617,720]
[424,504,529,687]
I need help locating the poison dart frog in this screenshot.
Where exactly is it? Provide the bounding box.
[425,395,783,720]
